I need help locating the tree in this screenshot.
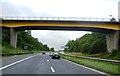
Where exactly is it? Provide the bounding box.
[50,47,55,51]
[2,28,50,51]
[110,18,116,22]
[43,44,49,51]
[2,28,10,45]
[64,32,107,54]
[110,15,116,22]
[64,48,69,52]
[118,32,120,51]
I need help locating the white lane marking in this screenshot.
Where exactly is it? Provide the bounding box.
[47,59,49,61]
[50,67,55,73]
[0,55,37,70]
[62,59,107,75]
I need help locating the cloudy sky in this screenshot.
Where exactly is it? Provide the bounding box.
[1,0,119,50]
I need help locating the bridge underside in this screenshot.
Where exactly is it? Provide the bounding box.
[14,26,114,34]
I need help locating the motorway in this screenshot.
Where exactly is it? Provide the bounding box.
[1,53,106,75]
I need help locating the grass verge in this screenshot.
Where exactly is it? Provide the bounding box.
[61,54,120,75]
[66,52,120,60]
[0,45,43,58]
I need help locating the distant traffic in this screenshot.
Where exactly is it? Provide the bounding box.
[42,52,61,59]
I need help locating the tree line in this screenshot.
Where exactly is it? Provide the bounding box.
[64,32,120,54]
[2,28,55,52]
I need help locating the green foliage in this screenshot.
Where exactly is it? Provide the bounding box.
[119,32,120,50]
[110,18,116,22]
[49,47,55,51]
[65,32,107,54]
[2,29,50,52]
[67,51,120,60]
[2,28,10,45]
[64,48,68,52]
[109,49,119,57]
[17,31,50,51]
[43,44,49,51]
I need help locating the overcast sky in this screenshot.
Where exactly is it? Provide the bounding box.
[1,0,119,50]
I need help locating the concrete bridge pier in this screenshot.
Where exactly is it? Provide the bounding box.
[10,28,18,48]
[106,31,119,53]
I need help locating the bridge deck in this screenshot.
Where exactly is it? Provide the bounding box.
[1,20,119,30]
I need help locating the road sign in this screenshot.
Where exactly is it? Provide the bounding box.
[23,46,28,50]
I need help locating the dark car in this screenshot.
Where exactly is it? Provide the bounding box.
[51,53,60,59]
[42,52,46,54]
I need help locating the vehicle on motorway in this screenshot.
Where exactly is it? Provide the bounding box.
[49,52,53,56]
[42,52,46,54]
[51,53,60,59]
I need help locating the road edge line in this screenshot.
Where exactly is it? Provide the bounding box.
[0,55,37,70]
[62,58,108,75]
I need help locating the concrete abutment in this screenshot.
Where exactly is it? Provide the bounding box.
[10,28,18,48]
[106,31,119,53]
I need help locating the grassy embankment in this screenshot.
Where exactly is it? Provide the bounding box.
[61,54,120,75]
[66,52,120,60]
[0,44,43,57]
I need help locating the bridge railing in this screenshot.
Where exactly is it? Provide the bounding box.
[2,17,118,22]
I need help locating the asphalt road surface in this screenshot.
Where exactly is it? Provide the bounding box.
[1,53,106,75]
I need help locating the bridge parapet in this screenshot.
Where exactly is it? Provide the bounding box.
[2,17,116,22]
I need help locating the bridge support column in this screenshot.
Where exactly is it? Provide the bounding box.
[10,28,18,48]
[106,31,119,53]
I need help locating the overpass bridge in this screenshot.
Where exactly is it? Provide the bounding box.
[1,17,120,53]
